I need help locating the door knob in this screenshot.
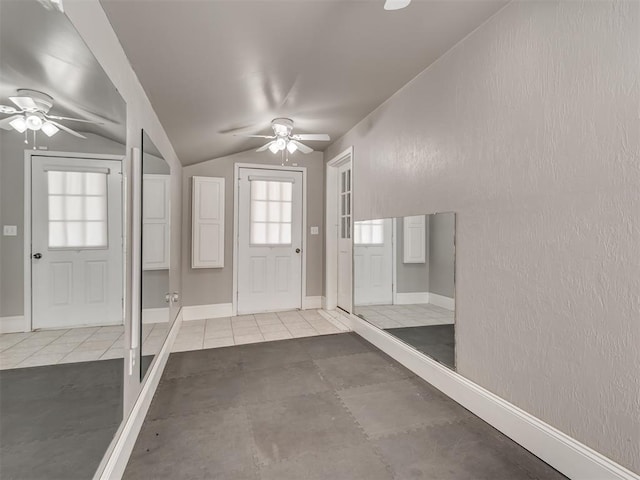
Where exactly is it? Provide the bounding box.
[32,253,42,259]
[164,293,171,303]
[295,248,301,254]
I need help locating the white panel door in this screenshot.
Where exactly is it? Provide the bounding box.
[337,162,352,312]
[192,176,225,268]
[403,215,426,264]
[237,168,303,314]
[143,174,170,270]
[354,218,393,305]
[31,156,123,329]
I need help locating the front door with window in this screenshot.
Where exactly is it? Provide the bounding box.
[237,168,303,314]
[31,156,123,330]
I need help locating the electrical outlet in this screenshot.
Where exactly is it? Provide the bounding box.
[310,226,319,235]
[3,225,17,236]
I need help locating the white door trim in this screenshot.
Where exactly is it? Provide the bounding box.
[232,163,307,316]
[325,147,353,311]
[23,150,125,333]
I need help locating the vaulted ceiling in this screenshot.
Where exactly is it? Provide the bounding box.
[101,0,507,165]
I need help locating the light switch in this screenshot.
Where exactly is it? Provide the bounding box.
[3,225,17,236]
[310,226,319,235]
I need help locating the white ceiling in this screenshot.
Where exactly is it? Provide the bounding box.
[101,0,507,165]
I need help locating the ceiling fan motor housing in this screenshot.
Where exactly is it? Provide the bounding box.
[272,118,293,137]
[16,89,53,113]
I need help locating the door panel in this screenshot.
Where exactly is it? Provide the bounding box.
[32,156,122,329]
[354,218,393,305]
[237,168,303,314]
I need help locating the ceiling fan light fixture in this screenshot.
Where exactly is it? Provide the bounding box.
[9,116,27,133]
[25,114,43,130]
[268,142,280,154]
[287,141,298,154]
[275,137,287,151]
[41,121,60,137]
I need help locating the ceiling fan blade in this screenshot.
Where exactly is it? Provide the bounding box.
[9,96,38,111]
[0,105,19,114]
[291,140,313,154]
[384,0,411,10]
[256,141,275,152]
[292,134,331,142]
[48,120,87,139]
[235,134,275,139]
[44,113,103,124]
[0,114,22,130]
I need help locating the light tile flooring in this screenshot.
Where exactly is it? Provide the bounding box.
[0,323,166,370]
[354,303,454,329]
[171,309,350,353]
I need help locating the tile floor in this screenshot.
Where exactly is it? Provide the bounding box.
[0,323,166,370]
[355,303,454,329]
[125,333,567,479]
[172,309,350,353]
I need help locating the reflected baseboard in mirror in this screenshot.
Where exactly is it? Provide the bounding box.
[354,212,456,369]
[140,130,172,380]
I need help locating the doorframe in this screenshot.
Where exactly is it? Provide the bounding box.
[232,162,308,316]
[324,146,353,311]
[23,150,125,332]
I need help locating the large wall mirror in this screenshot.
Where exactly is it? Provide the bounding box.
[353,213,456,369]
[140,130,171,380]
[0,1,127,478]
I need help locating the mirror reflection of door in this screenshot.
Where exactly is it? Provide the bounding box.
[31,156,123,329]
[237,168,303,314]
[140,130,171,380]
[337,161,352,312]
[353,218,393,306]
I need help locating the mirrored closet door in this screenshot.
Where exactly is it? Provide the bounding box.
[0,1,127,478]
[353,213,456,369]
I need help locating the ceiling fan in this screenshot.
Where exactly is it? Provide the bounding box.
[384,0,411,10]
[0,89,101,140]
[236,118,330,154]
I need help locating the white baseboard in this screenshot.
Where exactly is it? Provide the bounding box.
[347,314,639,480]
[321,296,328,310]
[318,309,351,332]
[428,292,455,311]
[302,296,322,310]
[395,292,430,305]
[142,307,169,324]
[0,315,27,333]
[95,308,182,480]
[182,303,233,321]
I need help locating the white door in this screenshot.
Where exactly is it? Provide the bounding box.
[237,168,303,314]
[354,218,393,305]
[31,156,123,330]
[337,162,352,312]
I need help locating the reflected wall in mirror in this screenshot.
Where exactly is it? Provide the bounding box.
[354,213,456,369]
[0,1,126,478]
[140,130,171,380]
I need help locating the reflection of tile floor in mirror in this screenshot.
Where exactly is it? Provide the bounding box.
[355,303,454,329]
[172,310,350,353]
[0,323,166,370]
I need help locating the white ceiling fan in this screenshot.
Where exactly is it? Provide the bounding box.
[0,89,102,140]
[384,0,411,10]
[237,118,331,154]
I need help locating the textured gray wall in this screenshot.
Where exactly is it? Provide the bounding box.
[428,213,455,298]
[324,1,639,472]
[0,130,125,317]
[181,149,324,307]
[395,216,429,294]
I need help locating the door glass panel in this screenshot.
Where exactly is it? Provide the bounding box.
[47,171,108,248]
[250,180,292,245]
[354,219,384,245]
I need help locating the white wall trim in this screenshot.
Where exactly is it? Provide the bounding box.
[141,308,170,324]
[318,309,351,332]
[182,303,233,321]
[347,313,639,480]
[429,292,455,311]
[325,146,353,312]
[0,316,27,333]
[302,296,322,309]
[94,308,182,480]
[395,292,430,305]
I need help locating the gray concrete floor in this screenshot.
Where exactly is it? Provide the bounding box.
[124,333,567,479]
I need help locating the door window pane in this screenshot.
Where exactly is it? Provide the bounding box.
[354,219,384,245]
[250,180,292,245]
[47,171,108,248]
